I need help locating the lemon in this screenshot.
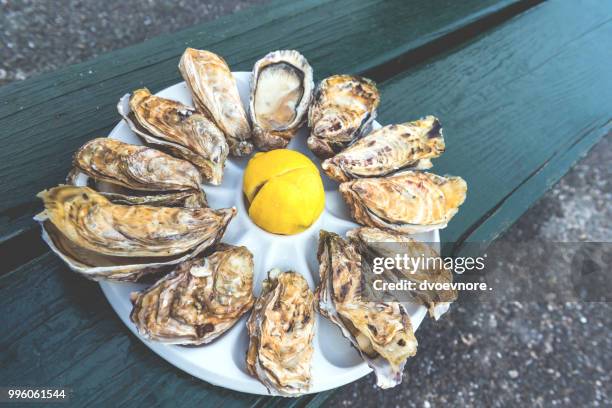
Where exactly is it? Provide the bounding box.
[243,149,325,235]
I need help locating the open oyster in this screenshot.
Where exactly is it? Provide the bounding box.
[246,269,315,396]
[118,88,229,184]
[179,48,253,156]
[130,244,254,344]
[340,171,467,234]
[323,116,445,182]
[347,227,457,319]
[35,185,235,281]
[316,231,417,388]
[307,75,380,158]
[249,50,314,150]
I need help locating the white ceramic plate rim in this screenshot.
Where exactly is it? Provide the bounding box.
[90,72,440,396]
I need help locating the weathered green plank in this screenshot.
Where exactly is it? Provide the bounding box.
[5,1,610,407]
[0,1,534,406]
[0,254,329,407]
[0,0,526,243]
[376,0,612,252]
[0,0,523,117]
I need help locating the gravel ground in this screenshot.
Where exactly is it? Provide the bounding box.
[0,0,268,85]
[1,1,610,407]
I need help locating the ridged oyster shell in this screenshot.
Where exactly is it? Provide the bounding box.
[118,88,229,184]
[179,48,253,156]
[340,171,467,234]
[246,269,315,396]
[249,50,314,150]
[130,244,255,344]
[316,231,417,388]
[35,186,235,281]
[323,116,445,182]
[73,138,203,190]
[86,190,206,208]
[347,227,457,320]
[66,161,207,209]
[308,75,380,158]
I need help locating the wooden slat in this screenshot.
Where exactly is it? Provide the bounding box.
[0,0,528,243]
[0,254,323,407]
[376,0,612,253]
[0,2,539,406]
[4,1,610,407]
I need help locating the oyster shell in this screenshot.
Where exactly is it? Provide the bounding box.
[347,227,457,319]
[91,190,206,208]
[66,164,207,208]
[340,171,467,234]
[322,116,445,182]
[118,88,229,184]
[130,244,255,344]
[35,185,235,281]
[246,269,315,396]
[74,138,204,191]
[178,48,253,156]
[307,75,380,158]
[316,231,417,388]
[249,50,314,150]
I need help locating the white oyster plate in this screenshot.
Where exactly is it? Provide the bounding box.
[75,73,439,395]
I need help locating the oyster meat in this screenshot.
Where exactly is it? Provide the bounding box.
[179,48,253,156]
[35,185,235,281]
[322,116,445,182]
[307,75,380,158]
[246,269,315,396]
[340,171,467,234]
[249,50,314,150]
[130,244,255,344]
[118,88,229,184]
[347,227,457,319]
[316,231,417,388]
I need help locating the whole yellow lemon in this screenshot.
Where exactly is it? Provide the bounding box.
[243,149,325,235]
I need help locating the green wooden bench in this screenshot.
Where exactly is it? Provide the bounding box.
[1,0,610,406]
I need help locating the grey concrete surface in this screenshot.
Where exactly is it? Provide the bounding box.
[1,1,610,406]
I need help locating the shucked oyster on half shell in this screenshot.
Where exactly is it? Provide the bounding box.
[347,227,457,320]
[34,185,236,281]
[118,88,229,185]
[307,75,380,159]
[246,269,315,396]
[72,138,206,201]
[322,116,445,182]
[249,50,314,151]
[340,171,467,234]
[178,48,253,156]
[316,231,417,388]
[130,244,254,344]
